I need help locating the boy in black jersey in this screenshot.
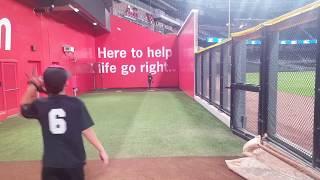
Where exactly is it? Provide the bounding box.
[20,66,108,180]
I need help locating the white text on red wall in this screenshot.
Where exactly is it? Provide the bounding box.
[0,18,11,51]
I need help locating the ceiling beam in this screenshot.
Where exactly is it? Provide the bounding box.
[156,0,178,11]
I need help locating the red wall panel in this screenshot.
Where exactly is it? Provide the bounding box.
[95,16,179,89]
[0,0,96,120]
[178,13,196,97]
[42,12,96,95]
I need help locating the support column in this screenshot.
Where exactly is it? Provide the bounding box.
[220,47,224,108]
[222,45,231,110]
[209,50,213,102]
[195,54,199,95]
[265,31,279,136]
[211,50,217,103]
[201,54,204,98]
[233,40,247,129]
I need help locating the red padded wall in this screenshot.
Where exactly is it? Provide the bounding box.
[42,12,96,94]
[178,13,197,97]
[0,0,96,119]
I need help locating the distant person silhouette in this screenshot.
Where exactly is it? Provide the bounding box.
[148,73,153,89]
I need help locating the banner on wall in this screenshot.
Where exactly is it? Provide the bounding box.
[95,16,179,88]
[96,46,175,76]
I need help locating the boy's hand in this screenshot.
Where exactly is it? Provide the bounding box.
[82,128,109,165]
[28,76,46,93]
[26,73,46,93]
[99,150,109,165]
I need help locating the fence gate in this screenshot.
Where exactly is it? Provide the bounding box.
[231,38,262,138]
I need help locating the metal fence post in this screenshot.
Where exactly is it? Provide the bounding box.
[263,30,279,137]
[220,46,225,109]
[259,29,267,136]
[195,54,198,96]
[209,50,213,102]
[233,40,247,130]
[201,53,204,98]
[230,41,236,129]
[259,28,278,136]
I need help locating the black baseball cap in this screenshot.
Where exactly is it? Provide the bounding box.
[43,65,69,95]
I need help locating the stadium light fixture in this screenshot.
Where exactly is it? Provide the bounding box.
[68,4,79,13]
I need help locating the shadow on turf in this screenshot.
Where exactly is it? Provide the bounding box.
[83,91,150,158]
[91,88,180,93]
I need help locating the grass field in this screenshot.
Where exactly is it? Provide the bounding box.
[0,90,244,161]
[246,71,315,97]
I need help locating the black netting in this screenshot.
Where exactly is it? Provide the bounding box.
[202,52,210,100]
[210,48,221,105]
[267,20,316,157]
[197,44,231,113]
[246,42,261,85]
[222,44,232,112]
[245,91,259,135]
[196,55,202,96]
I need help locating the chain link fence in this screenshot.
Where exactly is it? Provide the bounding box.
[266,19,317,159]
[202,52,210,100]
[195,42,233,113]
[221,43,232,112]
[210,47,221,105]
[195,3,320,165]
[196,54,202,96]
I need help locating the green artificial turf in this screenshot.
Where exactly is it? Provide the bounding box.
[246,71,315,97]
[0,90,244,161]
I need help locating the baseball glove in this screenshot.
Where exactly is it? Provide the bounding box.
[25,70,47,93]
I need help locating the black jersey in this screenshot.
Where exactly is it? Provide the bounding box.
[21,95,94,168]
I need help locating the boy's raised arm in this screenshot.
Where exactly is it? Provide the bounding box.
[21,75,44,105]
[21,85,38,105]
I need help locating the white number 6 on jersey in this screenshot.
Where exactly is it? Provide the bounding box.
[49,109,67,134]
